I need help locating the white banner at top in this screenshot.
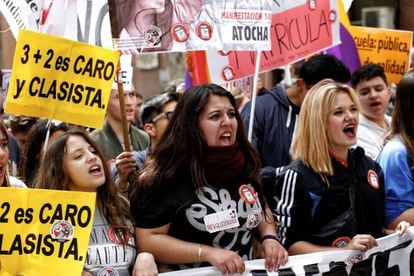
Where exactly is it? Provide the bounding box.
[41,0,113,48]
[0,0,40,38]
[0,0,113,48]
[109,0,273,53]
[201,0,341,84]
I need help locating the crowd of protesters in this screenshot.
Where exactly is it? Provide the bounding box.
[2,54,414,275]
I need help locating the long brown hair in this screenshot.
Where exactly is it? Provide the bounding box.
[130,84,263,206]
[34,130,132,243]
[386,69,414,160]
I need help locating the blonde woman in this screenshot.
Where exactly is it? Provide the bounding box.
[273,79,408,255]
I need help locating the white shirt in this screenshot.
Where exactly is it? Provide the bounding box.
[356,114,391,160]
[10,176,27,188]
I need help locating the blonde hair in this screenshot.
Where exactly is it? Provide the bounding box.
[291,79,360,177]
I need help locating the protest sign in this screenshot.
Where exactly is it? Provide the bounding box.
[5,30,119,129]
[189,0,340,84]
[0,187,95,275]
[109,0,273,53]
[161,227,414,275]
[351,26,413,84]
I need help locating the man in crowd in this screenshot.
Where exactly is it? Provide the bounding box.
[113,91,179,188]
[351,63,391,159]
[90,83,149,162]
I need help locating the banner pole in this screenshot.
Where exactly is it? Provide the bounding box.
[247,50,262,143]
[114,68,131,152]
[108,0,131,152]
[42,119,52,159]
[284,65,292,87]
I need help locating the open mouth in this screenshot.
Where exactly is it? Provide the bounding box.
[370,101,382,108]
[89,165,102,175]
[220,132,232,145]
[343,125,356,138]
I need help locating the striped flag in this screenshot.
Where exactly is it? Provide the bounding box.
[185,51,211,86]
[326,0,360,74]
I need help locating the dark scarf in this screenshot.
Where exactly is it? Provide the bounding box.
[203,143,246,185]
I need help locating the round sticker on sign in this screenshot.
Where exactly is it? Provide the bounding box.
[144,25,162,46]
[50,220,74,242]
[196,22,213,41]
[171,23,190,43]
[367,169,379,189]
[221,66,235,81]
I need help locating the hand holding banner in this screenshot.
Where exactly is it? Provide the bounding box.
[160,227,414,275]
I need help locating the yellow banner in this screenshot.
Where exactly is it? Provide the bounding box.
[5,30,119,129]
[0,188,96,275]
[351,26,413,84]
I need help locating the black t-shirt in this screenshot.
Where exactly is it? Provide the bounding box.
[134,172,264,270]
